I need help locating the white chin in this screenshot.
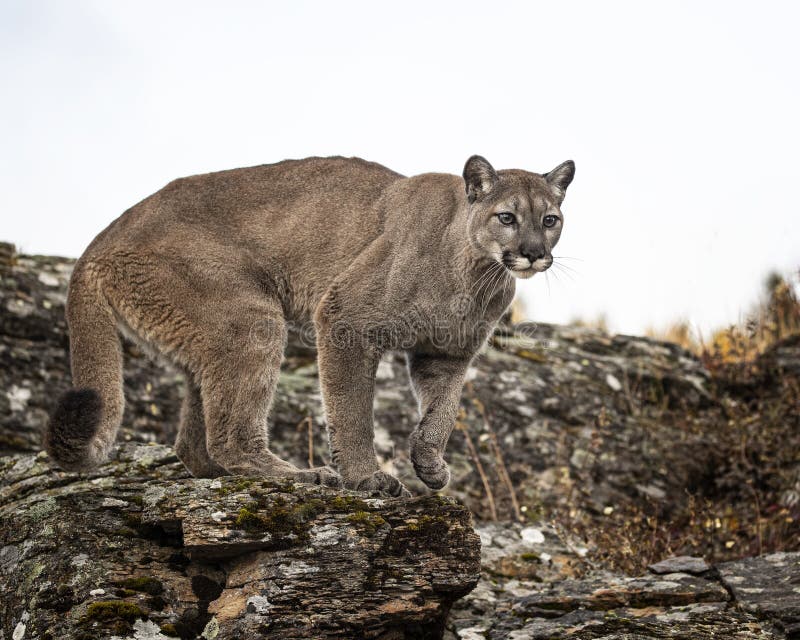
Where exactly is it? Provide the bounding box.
[509,268,536,280]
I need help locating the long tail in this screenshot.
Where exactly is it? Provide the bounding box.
[45,261,124,470]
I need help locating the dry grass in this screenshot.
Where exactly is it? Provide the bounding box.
[570,313,610,333]
[558,269,800,574]
[557,379,800,575]
[647,270,800,366]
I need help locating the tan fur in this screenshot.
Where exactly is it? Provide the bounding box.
[45,155,574,495]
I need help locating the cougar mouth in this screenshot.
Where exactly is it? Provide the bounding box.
[500,251,549,278]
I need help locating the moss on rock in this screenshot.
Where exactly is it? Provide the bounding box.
[346,511,387,535]
[83,600,146,624]
[233,497,325,539]
[327,494,372,513]
[119,576,164,595]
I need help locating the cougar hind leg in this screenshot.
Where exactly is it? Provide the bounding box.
[175,377,227,478]
[94,251,341,487]
[196,296,341,487]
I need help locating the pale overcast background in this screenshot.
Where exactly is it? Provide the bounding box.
[2,1,798,336]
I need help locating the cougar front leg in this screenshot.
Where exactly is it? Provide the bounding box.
[407,353,471,490]
[316,325,409,497]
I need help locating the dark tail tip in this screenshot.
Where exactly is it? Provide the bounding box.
[44,388,102,470]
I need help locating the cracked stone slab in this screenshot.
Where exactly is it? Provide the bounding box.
[447,533,795,640]
[448,557,783,640]
[718,552,800,637]
[511,571,730,616]
[483,604,781,639]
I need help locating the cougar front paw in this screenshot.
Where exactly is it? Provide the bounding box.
[351,470,411,498]
[295,465,343,489]
[410,438,450,490]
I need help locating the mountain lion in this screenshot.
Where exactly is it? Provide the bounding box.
[45,155,574,496]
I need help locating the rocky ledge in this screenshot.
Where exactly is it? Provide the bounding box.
[3,443,799,640]
[1,443,480,639]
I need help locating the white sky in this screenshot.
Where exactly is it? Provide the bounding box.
[2,1,798,335]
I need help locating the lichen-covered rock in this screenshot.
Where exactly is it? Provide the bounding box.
[447,523,798,639]
[0,443,480,640]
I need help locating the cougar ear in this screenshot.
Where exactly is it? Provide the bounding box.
[463,155,498,203]
[543,160,575,204]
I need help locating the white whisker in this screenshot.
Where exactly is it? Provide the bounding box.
[470,262,501,299]
[480,264,508,315]
[553,260,580,276]
[476,263,503,302]
[551,263,577,282]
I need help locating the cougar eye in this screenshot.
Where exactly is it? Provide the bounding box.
[497,212,516,226]
[543,214,559,228]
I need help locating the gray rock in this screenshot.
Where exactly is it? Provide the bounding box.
[648,555,711,575]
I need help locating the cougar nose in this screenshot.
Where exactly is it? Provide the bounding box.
[520,247,545,263]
